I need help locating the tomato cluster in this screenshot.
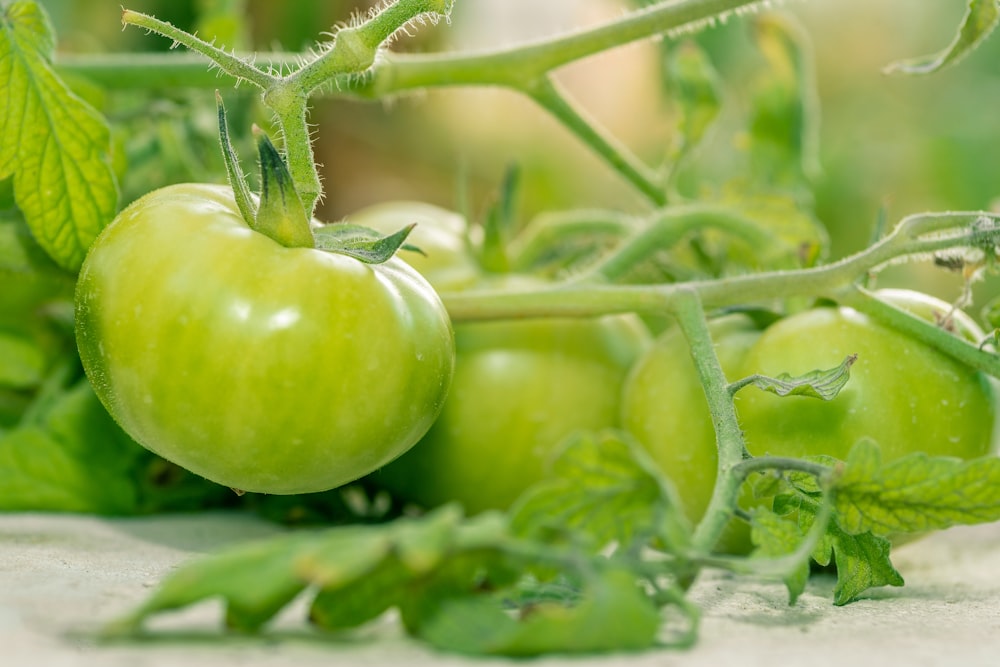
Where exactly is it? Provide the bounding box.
[623,292,996,549]
[354,203,650,512]
[75,190,997,531]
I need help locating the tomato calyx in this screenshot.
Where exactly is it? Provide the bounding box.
[255,130,315,249]
[215,94,418,263]
[313,222,419,264]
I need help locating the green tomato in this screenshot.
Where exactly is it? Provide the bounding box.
[375,277,650,514]
[623,292,996,552]
[75,183,456,494]
[347,201,481,291]
[737,300,995,464]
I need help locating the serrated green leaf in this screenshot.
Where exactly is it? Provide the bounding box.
[418,568,662,657]
[817,521,903,606]
[744,354,856,400]
[0,1,118,271]
[771,489,904,605]
[749,507,810,604]
[834,439,1000,537]
[509,430,690,554]
[313,222,418,264]
[885,0,999,75]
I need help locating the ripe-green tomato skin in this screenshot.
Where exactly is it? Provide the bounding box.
[347,201,481,291]
[736,305,995,464]
[623,295,996,552]
[75,184,456,495]
[376,279,650,514]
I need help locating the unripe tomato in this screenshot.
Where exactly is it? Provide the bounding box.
[75,184,456,494]
[622,291,996,552]
[737,300,995,464]
[375,276,650,514]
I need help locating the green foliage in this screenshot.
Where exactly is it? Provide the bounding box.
[5,0,1000,658]
[0,1,118,271]
[109,432,698,656]
[738,353,856,400]
[885,0,1000,74]
[510,430,691,554]
[834,439,1000,535]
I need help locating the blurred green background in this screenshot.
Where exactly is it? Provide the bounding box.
[44,0,1000,302]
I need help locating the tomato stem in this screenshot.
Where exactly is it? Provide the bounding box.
[120,9,273,90]
[670,289,748,555]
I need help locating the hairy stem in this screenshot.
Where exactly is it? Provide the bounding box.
[670,290,749,554]
[120,10,273,90]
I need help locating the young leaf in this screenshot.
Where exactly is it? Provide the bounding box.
[833,439,1000,537]
[749,507,811,604]
[735,354,856,400]
[509,430,691,554]
[313,222,419,264]
[769,488,904,605]
[0,1,118,271]
[885,0,999,75]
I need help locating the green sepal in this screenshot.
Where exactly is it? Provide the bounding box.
[215,92,257,227]
[313,222,419,265]
[254,131,314,249]
[478,164,521,273]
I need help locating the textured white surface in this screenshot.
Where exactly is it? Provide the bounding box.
[3,512,1000,666]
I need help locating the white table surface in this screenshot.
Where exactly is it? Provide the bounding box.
[3,511,1000,667]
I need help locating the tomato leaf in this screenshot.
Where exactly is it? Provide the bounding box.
[114,531,316,635]
[0,1,118,271]
[418,568,664,656]
[0,332,46,389]
[757,482,905,606]
[738,353,856,400]
[748,507,811,604]
[884,0,1000,75]
[111,499,695,655]
[509,430,691,554]
[313,222,419,264]
[0,379,141,514]
[833,439,1000,537]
